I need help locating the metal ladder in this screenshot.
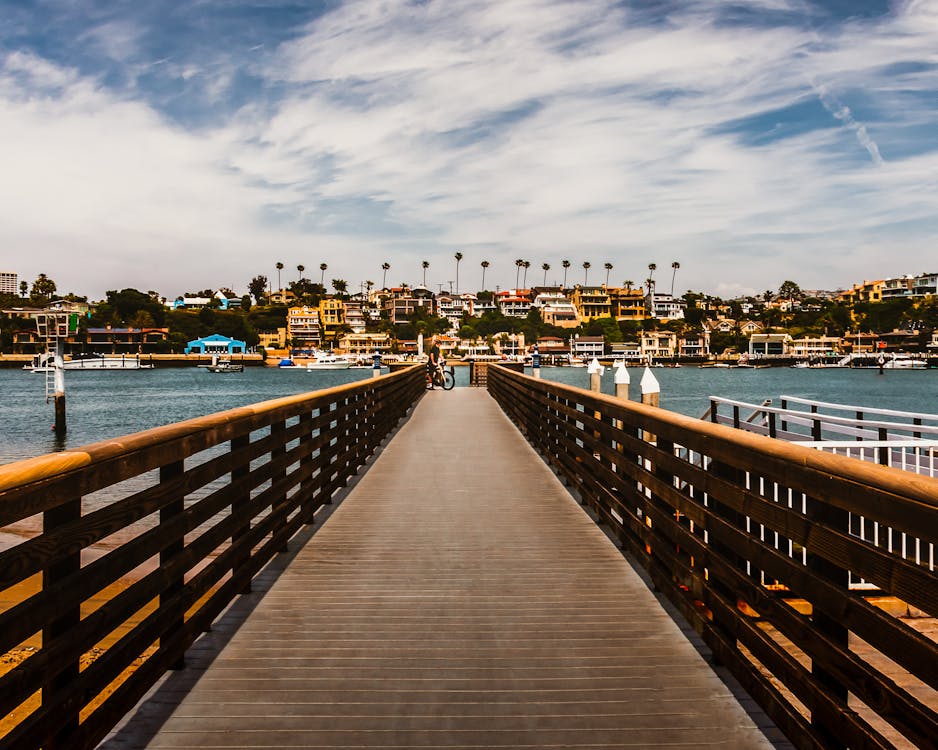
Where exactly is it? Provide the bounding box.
[36,313,70,402]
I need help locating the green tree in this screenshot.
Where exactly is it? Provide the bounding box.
[248,275,268,303]
[30,273,57,304]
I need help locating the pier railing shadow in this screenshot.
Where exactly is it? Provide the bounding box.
[0,365,425,750]
[488,364,937,750]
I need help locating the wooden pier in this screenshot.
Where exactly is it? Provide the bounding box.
[1,365,935,749]
[104,388,771,748]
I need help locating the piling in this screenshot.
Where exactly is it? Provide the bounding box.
[640,366,660,442]
[614,361,630,400]
[587,357,604,392]
[53,339,66,435]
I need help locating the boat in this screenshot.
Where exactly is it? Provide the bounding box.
[25,352,154,371]
[199,357,244,373]
[306,351,353,370]
[277,358,298,368]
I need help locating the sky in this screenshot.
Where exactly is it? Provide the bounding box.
[1,0,936,301]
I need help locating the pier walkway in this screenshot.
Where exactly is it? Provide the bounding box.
[106,388,772,749]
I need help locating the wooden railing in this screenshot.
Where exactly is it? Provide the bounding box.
[488,365,938,750]
[0,365,425,750]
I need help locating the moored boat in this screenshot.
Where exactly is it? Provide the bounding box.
[306,351,353,370]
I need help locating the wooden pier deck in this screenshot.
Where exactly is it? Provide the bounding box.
[106,388,774,749]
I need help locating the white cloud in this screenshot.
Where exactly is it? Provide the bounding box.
[2,1,938,299]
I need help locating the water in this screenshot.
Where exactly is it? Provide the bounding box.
[1,364,935,466]
[536,364,938,420]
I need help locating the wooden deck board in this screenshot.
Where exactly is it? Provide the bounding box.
[109,389,774,749]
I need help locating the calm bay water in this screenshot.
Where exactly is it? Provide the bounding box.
[1,363,936,466]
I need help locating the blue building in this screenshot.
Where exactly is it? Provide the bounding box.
[184,333,246,355]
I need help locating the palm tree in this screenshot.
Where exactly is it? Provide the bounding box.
[422,260,429,286]
[332,279,348,296]
[480,260,490,291]
[454,252,463,294]
[515,259,524,290]
[624,279,634,292]
[275,261,284,292]
[561,259,571,288]
[522,261,531,288]
[297,264,305,281]
[582,261,591,286]
[19,280,28,297]
[604,262,613,287]
[648,262,657,282]
[542,262,550,286]
[319,263,328,288]
[381,262,390,289]
[670,261,680,296]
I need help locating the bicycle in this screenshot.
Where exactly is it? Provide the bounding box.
[426,362,455,390]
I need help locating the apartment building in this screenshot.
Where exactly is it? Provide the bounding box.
[608,287,646,321]
[287,306,322,348]
[319,298,346,342]
[0,271,17,296]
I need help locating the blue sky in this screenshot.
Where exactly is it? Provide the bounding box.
[1,0,936,299]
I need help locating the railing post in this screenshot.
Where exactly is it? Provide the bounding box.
[299,411,316,523]
[806,495,849,748]
[42,494,82,748]
[159,459,186,669]
[231,433,252,593]
[270,419,289,552]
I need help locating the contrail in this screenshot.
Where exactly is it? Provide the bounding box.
[814,82,884,166]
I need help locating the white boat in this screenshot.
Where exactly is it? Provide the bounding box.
[882,356,928,370]
[199,357,244,373]
[306,351,352,370]
[25,353,154,371]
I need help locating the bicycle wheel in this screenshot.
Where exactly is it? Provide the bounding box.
[441,370,455,390]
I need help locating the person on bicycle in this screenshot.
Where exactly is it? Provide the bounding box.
[427,335,443,389]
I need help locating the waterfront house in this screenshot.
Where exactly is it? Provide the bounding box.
[609,341,642,361]
[287,306,322,349]
[789,336,842,358]
[342,301,367,334]
[748,333,792,357]
[337,332,391,357]
[184,333,246,355]
[493,332,526,358]
[640,331,677,360]
[571,335,605,360]
[840,331,879,353]
[88,326,169,353]
[678,330,711,358]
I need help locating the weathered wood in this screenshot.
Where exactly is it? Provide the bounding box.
[0,366,425,750]
[488,365,938,750]
[101,388,773,750]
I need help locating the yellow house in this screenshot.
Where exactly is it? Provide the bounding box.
[337,332,392,356]
[569,286,611,322]
[608,287,647,321]
[319,298,346,342]
[839,280,883,304]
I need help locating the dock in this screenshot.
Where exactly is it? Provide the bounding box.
[103,388,772,749]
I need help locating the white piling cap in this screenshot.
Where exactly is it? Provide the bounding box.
[614,361,630,385]
[587,357,604,375]
[640,366,660,394]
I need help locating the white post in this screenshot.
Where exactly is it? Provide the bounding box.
[53,338,66,434]
[614,361,630,400]
[587,357,604,392]
[640,366,660,443]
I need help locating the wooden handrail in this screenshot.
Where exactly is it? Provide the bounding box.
[0,365,425,750]
[488,364,938,750]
